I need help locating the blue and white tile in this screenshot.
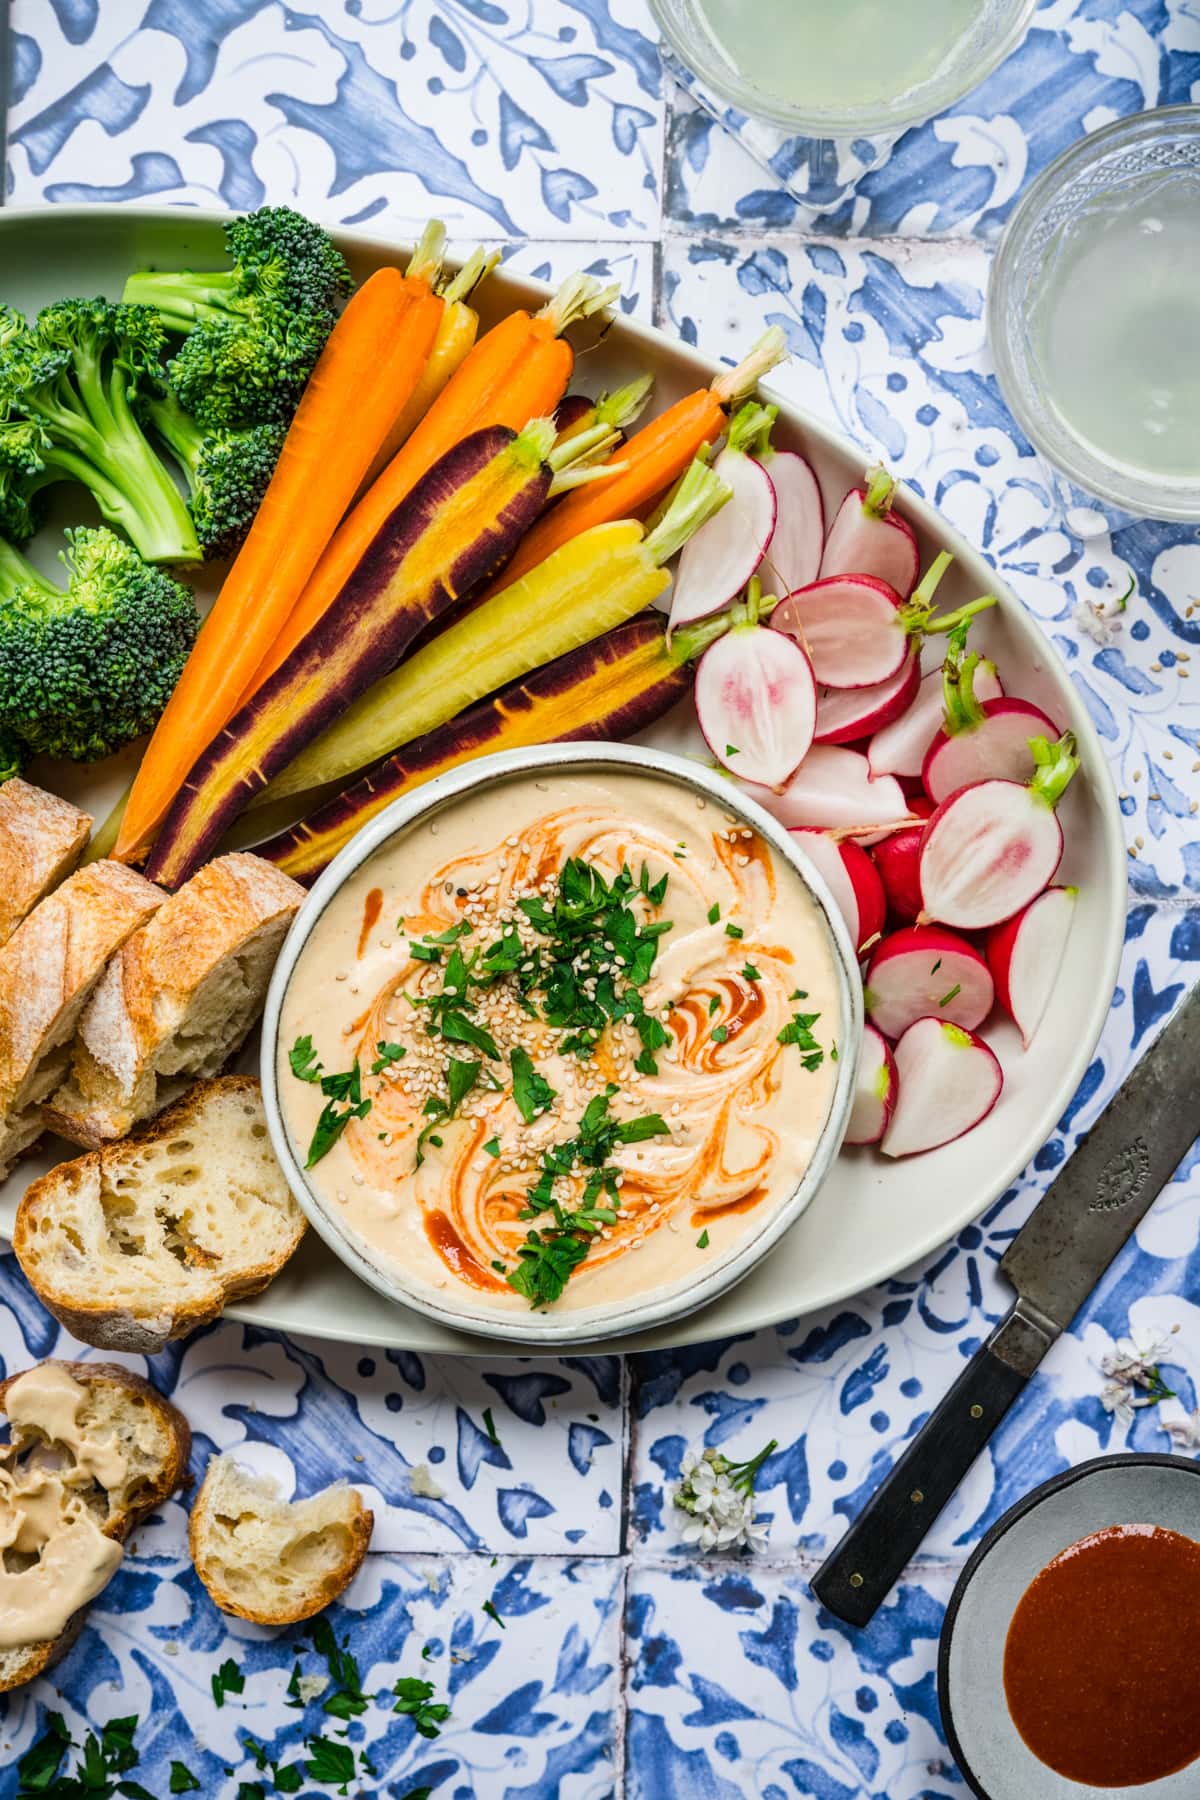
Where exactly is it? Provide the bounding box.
[626,1561,958,1800]
[630,904,1200,1563]
[666,0,1200,240]
[3,1553,623,1798]
[661,231,1200,893]
[6,0,666,240]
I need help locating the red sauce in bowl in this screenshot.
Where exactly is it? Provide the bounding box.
[1003,1522,1200,1787]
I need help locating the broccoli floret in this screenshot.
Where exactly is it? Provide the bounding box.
[147,390,285,559]
[123,206,351,429]
[0,727,23,784]
[0,299,201,565]
[0,527,198,764]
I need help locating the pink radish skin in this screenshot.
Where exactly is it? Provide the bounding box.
[986,885,1078,1048]
[845,1024,897,1146]
[872,798,934,924]
[670,403,778,633]
[881,1018,1003,1158]
[923,698,1059,805]
[820,465,919,596]
[869,660,1003,779]
[695,616,816,788]
[918,735,1079,931]
[790,830,886,954]
[814,649,919,746]
[741,746,910,837]
[759,450,823,596]
[864,923,994,1040]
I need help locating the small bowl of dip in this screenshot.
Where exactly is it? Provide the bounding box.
[261,743,861,1344]
[939,1453,1200,1799]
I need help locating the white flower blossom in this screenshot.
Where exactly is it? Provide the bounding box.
[1099,1380,1153,1427]
[1101,1325,1178,1384]
[1072,574,1133,647]
[674,1440,775,1553]
[1162,1407,1200,1451]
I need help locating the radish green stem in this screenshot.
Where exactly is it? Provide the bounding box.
[864,463,897,517]
[1029,732,1079,808]
[726,399,778,458]
[941,621,993,736]
[926,594,998,636]
[669,575,779,665]
[898,550,955,634]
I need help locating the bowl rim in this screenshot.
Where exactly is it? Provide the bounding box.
[937,1451,1200,1800]
[260,741,864,1346]
[648,0,1040,138]
[988,103,1200,523]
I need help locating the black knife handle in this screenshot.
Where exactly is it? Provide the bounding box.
[810,1318,1040,1628]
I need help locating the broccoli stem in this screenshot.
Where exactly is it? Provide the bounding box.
[122,268,245,333]
[0,534,54,602]
[145,391,204,486]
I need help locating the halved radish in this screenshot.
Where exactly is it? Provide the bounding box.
[918,733,1080,931]
[923,697,1059,805]
[872,799,934,924]
[695,585,816,787]
[774,553,984,692]
[814,648,919,745]
[864,923,994,1040]
[741,745,910,836]
[669,401,777,632]
[987,885,1078,1048]
[869,659,1003,779]
[881,1018,1003,1158]
[759,449,823,596]
[790,830,886,954]
[845,1023,897,1146]
[820,464,919,596]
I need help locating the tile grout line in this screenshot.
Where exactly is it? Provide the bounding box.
[0,0,9,210]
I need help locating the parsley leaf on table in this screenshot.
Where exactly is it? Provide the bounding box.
[392,1676,451,1738]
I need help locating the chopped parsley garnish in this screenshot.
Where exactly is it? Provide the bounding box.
[484,1136,500,1157]
[707,902,721,924]
[708,994,721,1015]
[170,1763,202,1794]
[482,1406,501,1445]
[439,1008,500,1060]
[938,984,962,1007]
[305,1060,372,1167]
[510,1046,556,1122]
[778,1010,824,1072]
[711,1025,729,1044]
[930,957,943,974]
[415,1057,480,1166]
[696,1229,710,1248]
[742,964,761,982]
[409,940,442,963]
[725,743,740,756]
[305,1738,356,1792]
[725,922,744,939]
[212,1658,245,1707]
[482,1598,506,1629]
[392,1677,452,1738]
[789,987,808,1001]
[370,1039,407,1073]
[288,1034,322,1082]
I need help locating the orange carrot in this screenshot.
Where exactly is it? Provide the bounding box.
[244,271,617,691]
[478,328,788,602]
[114,255,446,864]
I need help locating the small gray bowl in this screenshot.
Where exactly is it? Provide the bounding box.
[260,742,862,1346]
[939,1454,1200,1800]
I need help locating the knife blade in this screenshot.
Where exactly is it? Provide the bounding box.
[811,980,1200,1629]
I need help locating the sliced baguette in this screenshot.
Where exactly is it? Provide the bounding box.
[0,860,164,1178]
[0,1359,190,1692]
[46,853,305,1149]
[189,1453,373,1625]
[14,1076,306,1353]
[0,780,92,950]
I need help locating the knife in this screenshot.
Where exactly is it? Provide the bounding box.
[811,979,1200,1629]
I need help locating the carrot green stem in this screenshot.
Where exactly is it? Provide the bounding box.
[710,327,788,407]
[548,421,622,474]
[513,416,558,471]
[547,454,627,496]
[863,463,896,517]
[595,374,655,432]
[537,273,620,335]
[442,246,498,304]
[406,219,447,284]
[1029,732,1079,808]
[643,457,731,567]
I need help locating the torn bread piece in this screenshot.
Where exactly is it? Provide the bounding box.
[46,853,305,1149]
[189,1453,373,1624]
[0,1360,190,1692]
[0,860,163,1178]
[14,1076,306,1353]
[0,779,92,950]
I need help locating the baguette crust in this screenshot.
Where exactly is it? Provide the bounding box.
[14,1076,306,1352]
[45,853,304,1148]
[0,780,92,950]
[0,1359,190,1692]
[189,1454,373,1625]
[0,860,163,1176]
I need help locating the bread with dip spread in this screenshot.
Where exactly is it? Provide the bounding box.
[189,1454,373,1624]
[0,779,92,951]
[0,860,164,1180]
[0,1359,190,1692]
[44,853,305,1149]
[14,1076,306,1352]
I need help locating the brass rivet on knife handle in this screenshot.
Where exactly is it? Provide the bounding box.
[812,983,1200,1630]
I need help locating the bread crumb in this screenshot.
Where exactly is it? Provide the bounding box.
[409,1462,445,1500]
